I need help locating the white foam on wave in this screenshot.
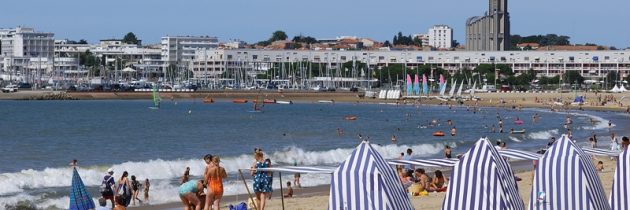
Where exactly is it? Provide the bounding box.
[0,143,447,209]
[508,136,522,142]
[534,109,612,131]
[528,129,559,140]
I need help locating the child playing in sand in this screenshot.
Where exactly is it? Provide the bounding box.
[284,182,293,198]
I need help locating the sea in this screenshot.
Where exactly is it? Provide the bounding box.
[0,100,627,209]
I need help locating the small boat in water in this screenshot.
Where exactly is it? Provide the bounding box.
[318,100,335,104]
[276,100,293,105]
[344,115,358,121]
[233,98,248,104]
[202,97,214,104]
[510,129,526,134]
[432,131,445,137]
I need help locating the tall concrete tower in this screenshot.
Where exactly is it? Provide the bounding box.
[466,0,510,51]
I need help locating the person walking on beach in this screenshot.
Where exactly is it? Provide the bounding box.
[100,168,116,208]
[178,179,205,210]
[130,175,142,206]
[143,179,150,203]
[114,171,132,207]
[205,156,227,210]
[293,161,301,188]
[403,149,414,172]
[250,150,272,210]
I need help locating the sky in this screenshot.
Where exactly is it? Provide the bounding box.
[1,0,629,48]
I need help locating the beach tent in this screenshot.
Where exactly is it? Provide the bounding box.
[610,147,630,210]
[528,135,609,210]
[581,147,620,157]
[442,138,524,210]
[69,167,95,210]
[610,85,621,93]
[329,141,413,210]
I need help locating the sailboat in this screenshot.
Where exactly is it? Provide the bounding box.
[448,80,457,98]
[250,92,264,113]
[456,80,464,98]
[149,84,161,109]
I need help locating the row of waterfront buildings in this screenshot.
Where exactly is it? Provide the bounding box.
[1,26,629,88]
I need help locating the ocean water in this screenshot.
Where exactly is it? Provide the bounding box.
[0,100,623,209]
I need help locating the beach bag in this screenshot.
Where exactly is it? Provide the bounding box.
[100,176,114,196]
[228,202,247,210]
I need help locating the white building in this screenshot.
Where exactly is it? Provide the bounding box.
[1,27,54,58]
[161,36,219,65]
[428,25,453,49]
[413,34,430,47]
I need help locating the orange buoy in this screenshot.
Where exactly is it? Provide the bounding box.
[432,131,445,137]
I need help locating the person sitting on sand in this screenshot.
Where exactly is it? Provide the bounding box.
[178,179,205,210]
[414,169,431,190]
[284,182,293,198]
[427,170,448,192]
[400,170,414,189]
[596,161,604,172]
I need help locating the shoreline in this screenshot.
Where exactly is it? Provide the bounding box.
[1,90,630,113]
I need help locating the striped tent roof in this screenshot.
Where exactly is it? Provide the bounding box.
[442,138,524,210]
[388,158,459,168]
[528,135,610,210]
[329,141,413,210]
[499,149,542,160]
[581,147,621,157]
[255,166,335,174]
[610,147,629,210]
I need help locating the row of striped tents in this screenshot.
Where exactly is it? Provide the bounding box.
[529,135,609,210]
[329,141,413,210]
[442,138,524,210]
[610,147,630,210]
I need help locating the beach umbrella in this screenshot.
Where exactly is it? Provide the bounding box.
[528,135,609,210]
[610,147,630,210]
[69,167,95,210]
[442,138,524,210]
[329,141,413,210]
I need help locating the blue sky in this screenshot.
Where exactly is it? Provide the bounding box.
[1,0,628,47]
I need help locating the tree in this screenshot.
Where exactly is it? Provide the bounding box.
[563,71,584,85]
[122,32,139,44]
[606,71,621,89]
[451,40,460,48]
[383,40,392,47]
[413,36,422,47]
[78,39,88,44]
[292,35,317,44]
[270,30,288,42]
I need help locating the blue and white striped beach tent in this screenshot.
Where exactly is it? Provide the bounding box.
[528,135,610,210]
[329,141,413,210]
[442,138,524,210]
[610,147,629,210]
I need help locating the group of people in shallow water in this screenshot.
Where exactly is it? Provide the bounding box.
[97,167,150,210]
[176,148,299,210]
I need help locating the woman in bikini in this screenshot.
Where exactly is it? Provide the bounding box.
[205,156,228,210]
